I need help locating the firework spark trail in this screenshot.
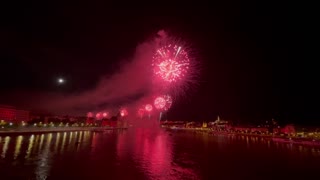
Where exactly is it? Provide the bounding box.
[157,50,164,57]
[174,46,181,60]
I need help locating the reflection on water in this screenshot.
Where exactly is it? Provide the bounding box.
[54,133,60,153]
[1,130,320,179]
[1,136,10,158]
[0,131,94,179]
[227,134,320,154]
[25,135,34,159]
[36,133,52,179]
[116,128,200,179]
[134,129,174,178]
[60,132,67,153]
[14,136,23,159]
[39,134,44,153]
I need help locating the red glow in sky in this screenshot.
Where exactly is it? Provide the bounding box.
[103,112,108,118]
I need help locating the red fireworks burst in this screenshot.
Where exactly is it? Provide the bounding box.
[152,44,190,83]
[154,95,173,111]
[120,108,128,117]
[145,104,153,112]
[96,113,101,119]
[138,108,145,117]
[154,96,166,110]
[103,112,108,118]
[87,112,93,118]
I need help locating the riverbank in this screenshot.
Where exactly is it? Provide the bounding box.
[164,127,320,146]
[0,127,127,135]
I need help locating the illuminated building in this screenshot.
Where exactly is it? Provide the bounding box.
[0,105,30,122]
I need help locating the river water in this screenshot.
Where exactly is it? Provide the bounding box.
[0,128,320,179]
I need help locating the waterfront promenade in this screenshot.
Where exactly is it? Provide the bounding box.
[0,126,127,135]
[165,127,320,146]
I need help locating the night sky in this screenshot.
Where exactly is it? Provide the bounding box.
[0,1,317,125]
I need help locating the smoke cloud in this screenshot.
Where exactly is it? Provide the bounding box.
[6,31,169,116]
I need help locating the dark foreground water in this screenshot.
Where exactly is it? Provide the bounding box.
[1,128,320,180]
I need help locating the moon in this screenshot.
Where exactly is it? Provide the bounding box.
[58,78,65,84]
